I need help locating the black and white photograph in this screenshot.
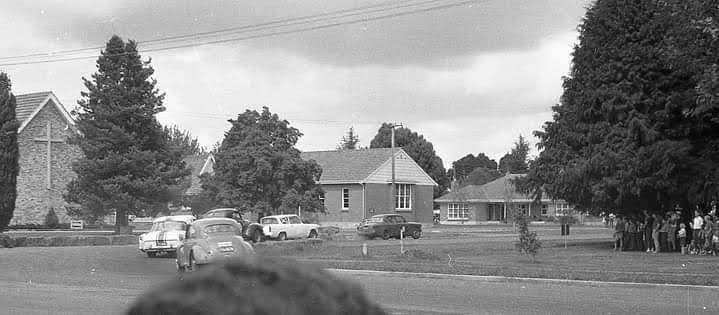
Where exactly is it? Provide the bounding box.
[1,0,719,314]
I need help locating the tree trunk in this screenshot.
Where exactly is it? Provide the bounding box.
[114,209,131,234]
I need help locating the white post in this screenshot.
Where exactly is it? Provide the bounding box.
[400,226,405,254]
[362,242,368,256]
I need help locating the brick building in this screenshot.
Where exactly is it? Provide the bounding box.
[434,173,573,224]
[301,148,437,228]
[10,92,82,224]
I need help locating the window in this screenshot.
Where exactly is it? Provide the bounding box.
[488,203,504,221]
[518,204,529,215]
[342,188,350,210]
[448,203,469,220]
[541,204,548,216]
[319,193,325,205]
[289,216,302,224]
[395,184,412,210]
[556,203,573,216]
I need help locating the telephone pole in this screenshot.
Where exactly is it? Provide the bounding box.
[389,123,402,212]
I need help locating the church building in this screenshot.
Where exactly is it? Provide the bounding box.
[11,91,82,225]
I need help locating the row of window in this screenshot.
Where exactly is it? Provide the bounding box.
[447,203,572,220]
[334,184,413,211]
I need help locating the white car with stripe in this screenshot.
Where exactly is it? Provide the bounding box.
[138,215,195,257]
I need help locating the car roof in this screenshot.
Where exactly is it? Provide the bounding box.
[205,208,237,213]
[191,218,239,227]
[261,214,298,219]
[153,215,195,223]
[371,214,401,218]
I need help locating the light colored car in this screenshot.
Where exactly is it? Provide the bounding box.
[260,214,319,241]
[175,218,255,272]
[138,215,195,258]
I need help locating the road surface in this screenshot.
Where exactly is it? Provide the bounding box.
[1,245,717,314]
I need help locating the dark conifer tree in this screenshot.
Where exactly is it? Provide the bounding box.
[0,73,19,232]
[65,35,191,232]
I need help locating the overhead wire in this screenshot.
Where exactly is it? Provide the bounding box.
[0,0,481,66]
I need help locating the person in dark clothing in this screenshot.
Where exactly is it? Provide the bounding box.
[643,210,654,253]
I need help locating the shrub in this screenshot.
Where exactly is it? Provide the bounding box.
[44,208,60,229]
[514,212,541,262]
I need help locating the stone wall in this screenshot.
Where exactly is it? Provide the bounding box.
[12,99,83,224]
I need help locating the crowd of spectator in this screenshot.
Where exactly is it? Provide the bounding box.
[609,205,719,255]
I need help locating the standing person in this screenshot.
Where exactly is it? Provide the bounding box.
[644,210,654,253]
[652,213,662,253]
[678,223,687,254]
[614,216,625,251]
[689,210,704,254]
[636,219,645,251]
[702,215,714,255]
[625,219,636,251]
[666,212,677,252]
[659,215,669,252]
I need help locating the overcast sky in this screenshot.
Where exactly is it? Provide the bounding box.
[0,0,591,167]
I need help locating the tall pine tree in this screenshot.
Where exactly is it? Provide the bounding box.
[0,73,19,232]
[65,35,191,232]
[337,126,360,150]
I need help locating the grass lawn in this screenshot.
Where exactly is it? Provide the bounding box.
[256,226,719,286]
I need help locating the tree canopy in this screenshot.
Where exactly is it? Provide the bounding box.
[163,125,206,157]
[337,126,360,150]
[369,123,448,197]
[65,35,191,229]
[204,107,324,217]
[498,135,530,174]
[0,73,19,231]
[524,0,719,216]
[451,153,497,180]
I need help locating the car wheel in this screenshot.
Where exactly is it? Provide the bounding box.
[411,230,421,239]
[278,232,287,241]
[308,230,318,239]
[381,230,390,240]
[252,230,263,243]
[146,252,156,258]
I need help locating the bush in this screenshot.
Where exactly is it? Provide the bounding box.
[44,208,60,229]
[514,212,541,262]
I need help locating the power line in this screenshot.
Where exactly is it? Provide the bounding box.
[0,0,440,61]
[0,0,480,67]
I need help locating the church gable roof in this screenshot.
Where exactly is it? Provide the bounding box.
[15,91,75,133]
[183,153,215,196]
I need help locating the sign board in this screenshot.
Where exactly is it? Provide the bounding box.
[70,220,84,230]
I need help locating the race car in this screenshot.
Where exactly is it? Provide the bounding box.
[138,215,196,258]
[175,218,255,272]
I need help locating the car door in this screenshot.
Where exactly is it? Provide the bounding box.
[384,216,397,237]
[279,216,291,238]
[394,215,408,237]
[289,216,304,238]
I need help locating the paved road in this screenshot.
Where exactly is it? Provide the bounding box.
[1,245,717,315]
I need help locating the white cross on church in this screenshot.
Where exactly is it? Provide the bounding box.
[33,121,64,189]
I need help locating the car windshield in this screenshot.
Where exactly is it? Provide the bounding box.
[150,221,186,232]
[203,224,238,235]
[368,216,385,223]
[261,218,279,224]
[205,211,231,218]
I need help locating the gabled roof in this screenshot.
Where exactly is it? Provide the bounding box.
[301,148,396,184]
[435,173,546,202]
[15,91,76,133]
[183,153,215,195]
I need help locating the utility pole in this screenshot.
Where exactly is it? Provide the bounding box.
[389,123,403,212]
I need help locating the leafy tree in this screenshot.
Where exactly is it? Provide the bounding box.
[370,123,449,197]
[499,135,530,174]
[163,125,206,157]
[451,153,497,180]
[0,73,19,232]
[524,0,719,216]
[463,167,502,187]
[337,126,360,150]
[65,35,191,232]
[204,107,324,218]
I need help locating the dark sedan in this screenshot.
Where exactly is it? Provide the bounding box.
[357,214,422,240]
